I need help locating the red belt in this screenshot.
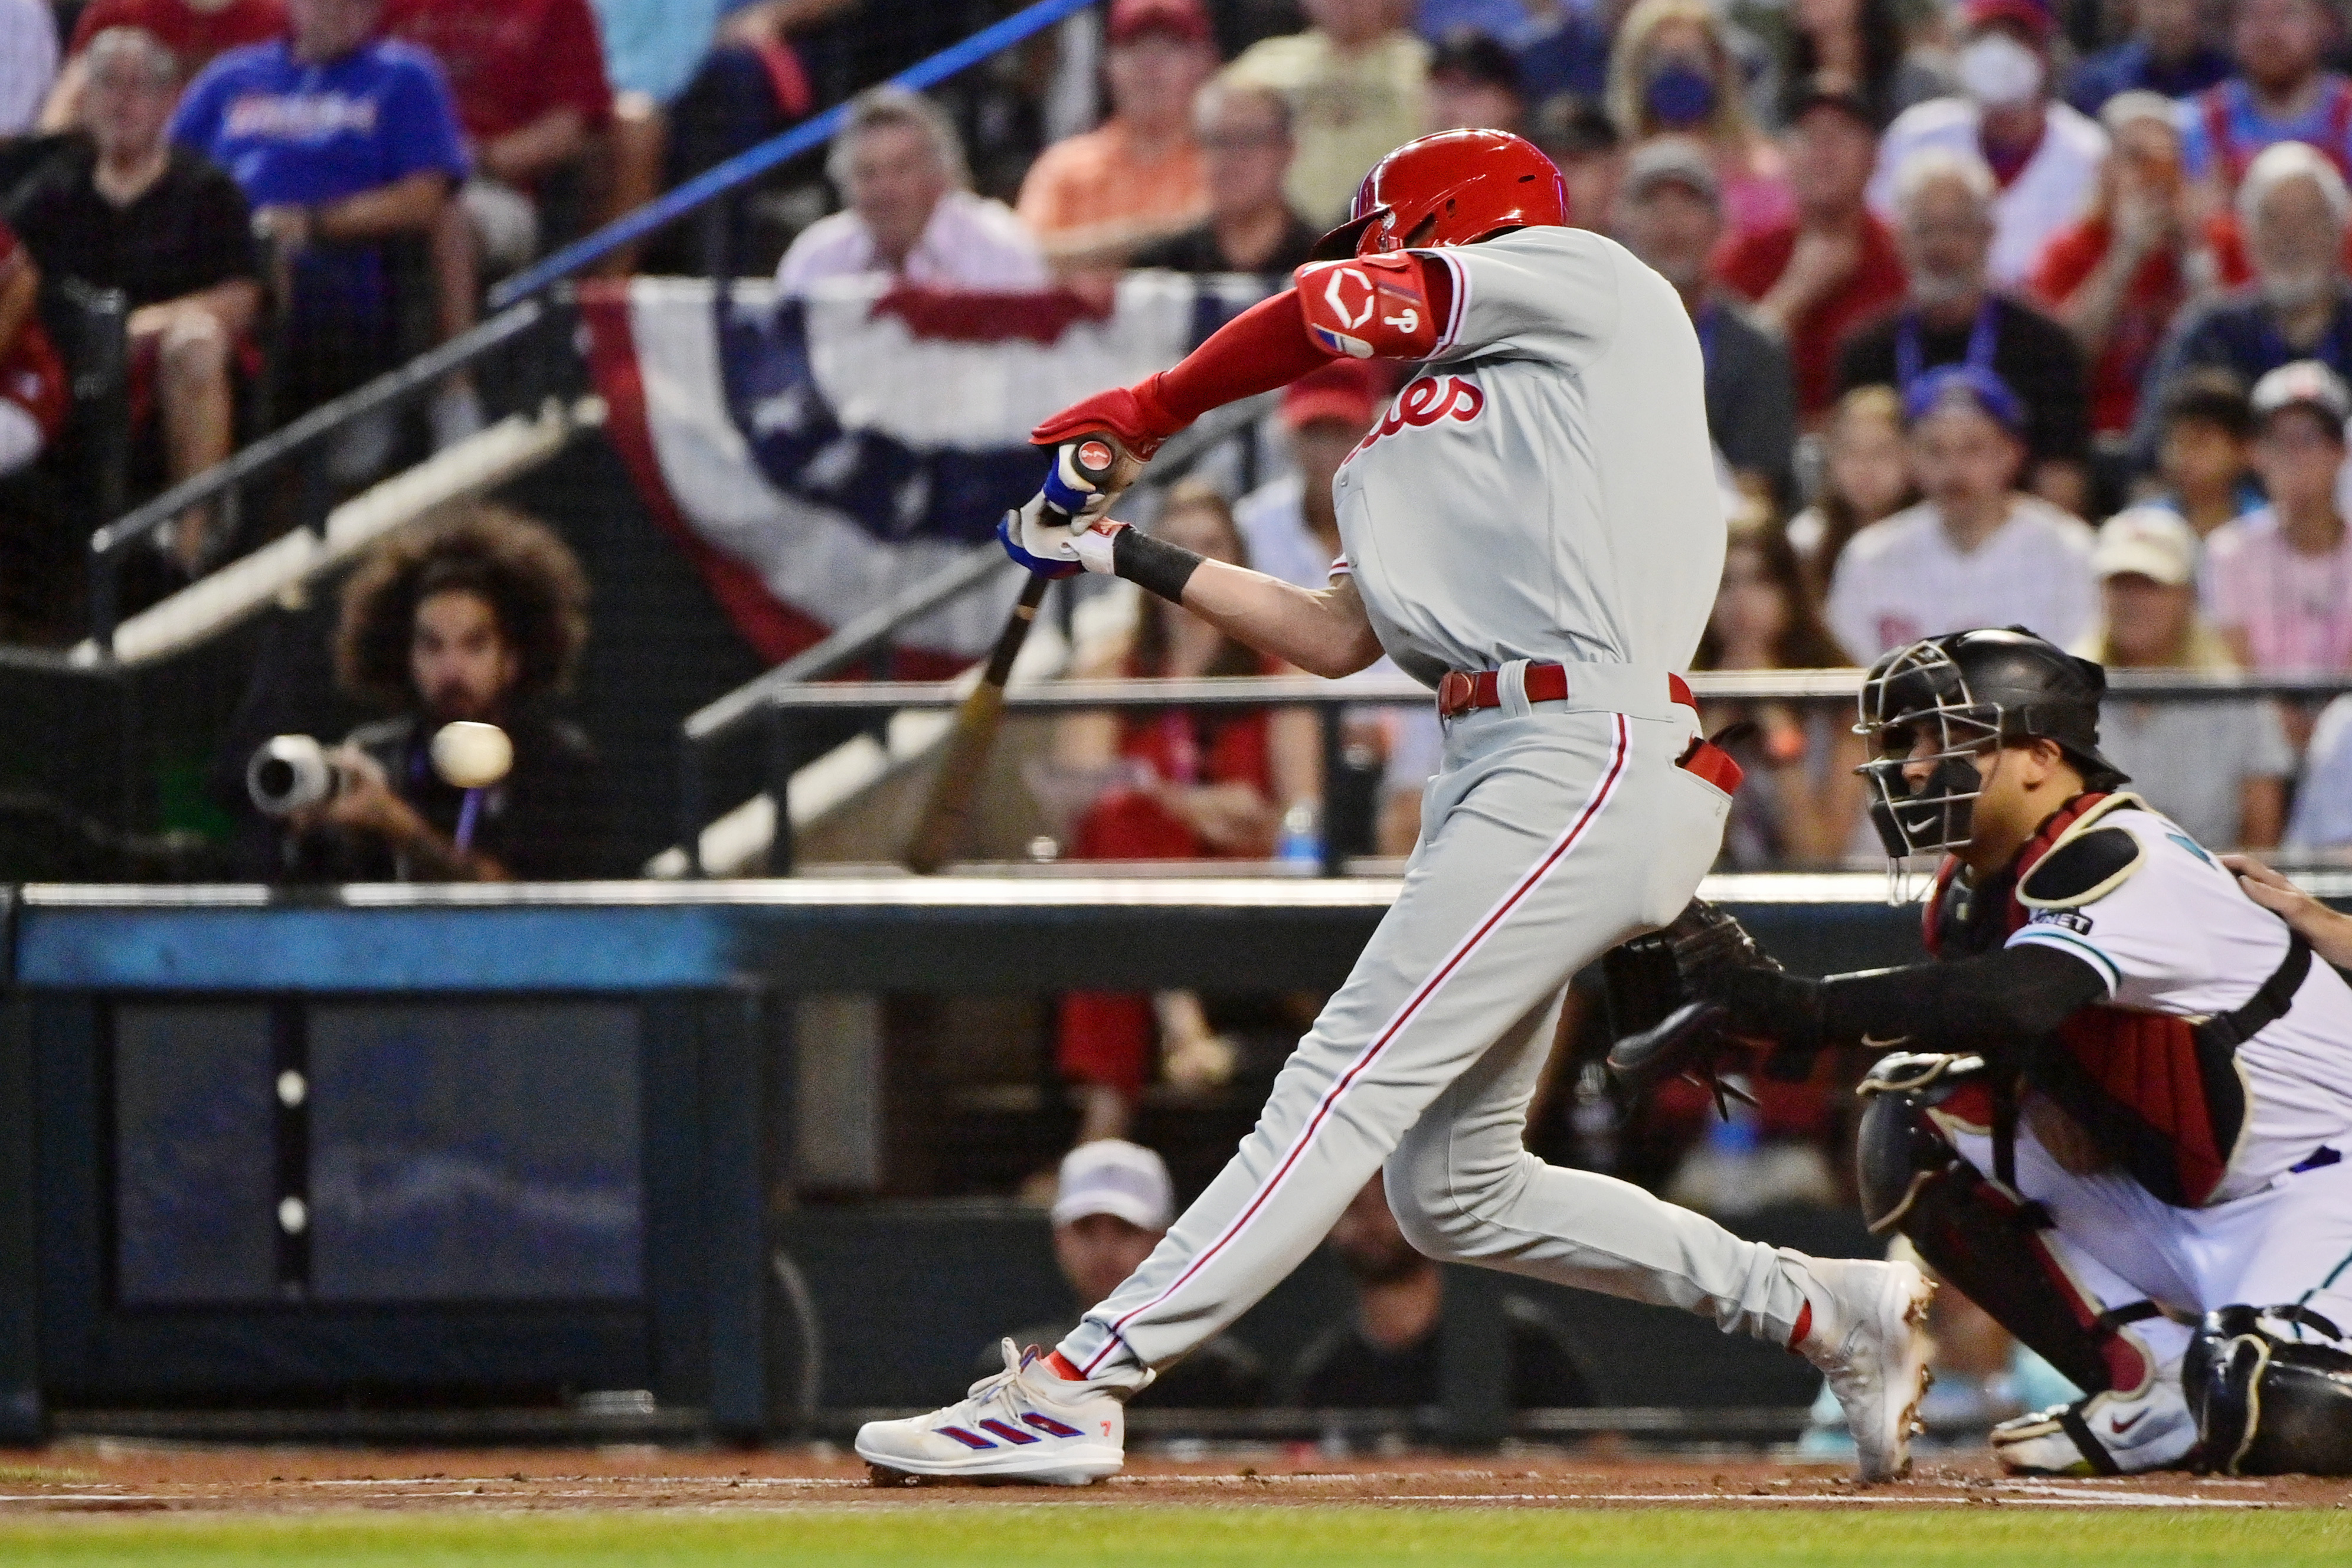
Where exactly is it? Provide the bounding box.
[1435,664,1741,796]
[1436,663,1696,719]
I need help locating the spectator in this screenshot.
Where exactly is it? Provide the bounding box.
[1230,361,1424,853]
[2181,0,2352,194]
[1514,0,1617,106]
[1841,150,2093,509]
[1826,364,2097,658]
[280,504,612,882]
[2283,695,2352,849]
[1867,0,2108,290]
[1225,0,1429,228]
[0,214,66,480]
[40,0,285,132]
[1017,0,1216,274]
[776,86,1045,295]
[1130,77,1321,278]
[2028,91,2214,443]
[2131,143,2352,470]
[1787,383,1916,592]
[1607,0,1793,235]
[983,1140,1266,1408]
[168,0,468,442]
[1693,516,1866,868]
[592,0,827,275]
[8,25,261,576]
[2066,0,2232,117]
[1281,1173,1597,1410]
[1424,27,1524,134]
[1050,486,1290,1145]
[1712,80,1907,421]
[2147,369,2259,538]
[384,0,613,440]
[1776,0,1951,130]
[1236,359,1379,587]
[1529,90,1622,231]
[0,0,58,137]
[1616,139,1798,506]
[2073,506,2288,851]
[2205,361,2352,691]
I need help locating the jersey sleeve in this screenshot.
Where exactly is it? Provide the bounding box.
[1420,226,1622,370]
[2004,819,2222,1006]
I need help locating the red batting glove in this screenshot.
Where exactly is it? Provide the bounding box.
[1031,378,1184,459]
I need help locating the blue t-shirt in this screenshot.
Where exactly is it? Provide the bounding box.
[2178,74,2352,182]
[2064,38,2232,117]
[1513,11,1610,103]
[169,37,468,325]
[1417,0,1535,46]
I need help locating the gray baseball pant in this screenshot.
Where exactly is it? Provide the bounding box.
[1058,669,1817,1386]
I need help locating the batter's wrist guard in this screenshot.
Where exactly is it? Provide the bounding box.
[1094,524,1203,603]
[1296,253,1443,359]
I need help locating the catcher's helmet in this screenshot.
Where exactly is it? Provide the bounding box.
[1310,129,1569,261]
[1856,627,2124,862]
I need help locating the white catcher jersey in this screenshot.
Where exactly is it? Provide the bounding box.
[2006,803,2352,1200]
[1329,226,1726,688]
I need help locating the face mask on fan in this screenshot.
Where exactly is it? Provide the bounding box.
[1644,62,1719,129]
[1957,32,2044,110]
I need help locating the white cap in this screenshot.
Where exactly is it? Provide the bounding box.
[1051,1139,1174,1230]
[2092,505,2199,587]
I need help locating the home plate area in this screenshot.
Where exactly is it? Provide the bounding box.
[0,1446,2341,1513]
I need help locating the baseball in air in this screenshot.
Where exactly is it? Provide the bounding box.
[429,721,513,789]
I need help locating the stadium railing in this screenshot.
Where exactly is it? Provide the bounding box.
[682,667,2352,876]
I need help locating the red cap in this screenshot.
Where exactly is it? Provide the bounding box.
[1962,0,2055,41]
[1108,0,1212,47]
[1282,359,1380,432]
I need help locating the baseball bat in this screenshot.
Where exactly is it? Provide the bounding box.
[899,436,1123,874]
[901,571,1052,874]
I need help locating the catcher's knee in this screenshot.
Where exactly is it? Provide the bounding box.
[2186,1306,2352,1476]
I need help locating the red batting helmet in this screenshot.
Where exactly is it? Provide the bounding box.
[1310,129,1569,262]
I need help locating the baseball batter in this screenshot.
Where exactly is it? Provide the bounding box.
[1614,627,2352,1476]
[856,130,1934,1486]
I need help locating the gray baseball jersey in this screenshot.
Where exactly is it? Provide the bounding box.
[1332,225,1728,688]
[1053,226,1829,1398]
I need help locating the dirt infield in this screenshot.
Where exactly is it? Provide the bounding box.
[0,1445,2343,1514]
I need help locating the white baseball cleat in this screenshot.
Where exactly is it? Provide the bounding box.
[1991,1375,2199,1475]
[856,1340,1127,1486]
[1798,1256,1937,1482]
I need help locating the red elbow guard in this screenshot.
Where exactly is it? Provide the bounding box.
[1295,253,1447,359]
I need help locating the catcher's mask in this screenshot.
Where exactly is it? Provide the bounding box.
[1854,628,2122,883]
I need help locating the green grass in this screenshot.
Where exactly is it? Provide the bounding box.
[0,1506,2344,1567]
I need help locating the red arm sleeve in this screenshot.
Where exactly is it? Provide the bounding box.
[1031,257,1455,451]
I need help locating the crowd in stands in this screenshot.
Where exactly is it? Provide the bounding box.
[9,0,2352,878]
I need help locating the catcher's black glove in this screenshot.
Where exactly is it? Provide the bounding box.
[1603,900,1823,1112]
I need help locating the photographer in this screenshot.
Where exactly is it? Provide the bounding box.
[272,505,613,882]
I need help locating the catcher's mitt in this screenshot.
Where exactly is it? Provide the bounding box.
[1602,899,1782,1117]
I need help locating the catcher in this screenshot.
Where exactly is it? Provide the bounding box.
[1610,627,2352,1477]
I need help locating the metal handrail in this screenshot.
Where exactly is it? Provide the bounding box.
[671,392,1278,872]
[714,667,2352,716]
[84,300,551,650]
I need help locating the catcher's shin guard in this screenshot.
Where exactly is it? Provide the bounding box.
[2185,1306,2352,1476]
[1856,1061,2158,1399]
